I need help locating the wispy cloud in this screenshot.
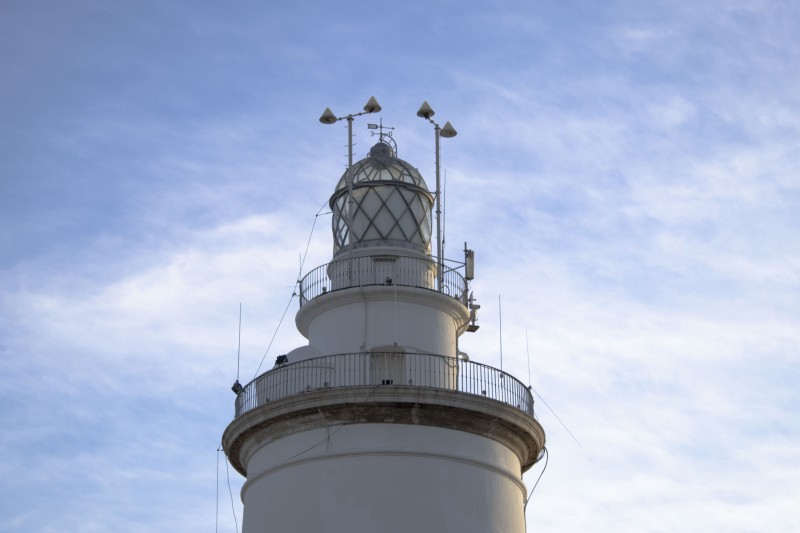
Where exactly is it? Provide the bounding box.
[1,1,798,531]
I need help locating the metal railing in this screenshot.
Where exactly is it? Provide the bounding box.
[299,255,467,307]
[235,352,534,418]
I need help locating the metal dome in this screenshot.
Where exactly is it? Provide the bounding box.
[330,142,433,256]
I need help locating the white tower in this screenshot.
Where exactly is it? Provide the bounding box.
[223,107,545,533]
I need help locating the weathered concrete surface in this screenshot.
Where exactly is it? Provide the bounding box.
[224,385,545,477]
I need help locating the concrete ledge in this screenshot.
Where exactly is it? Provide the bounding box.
[223,385,545,477]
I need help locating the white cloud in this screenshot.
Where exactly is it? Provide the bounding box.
[1,1,799,531]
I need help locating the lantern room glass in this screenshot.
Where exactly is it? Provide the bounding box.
[330,142,433,256]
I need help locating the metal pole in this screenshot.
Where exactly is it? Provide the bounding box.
[346,115,355,228]
[435,124,443,292]
[347,115,354,169]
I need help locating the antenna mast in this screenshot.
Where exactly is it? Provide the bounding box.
[231,303,244,394]
[499,294,504,371]
[237,303,242,380]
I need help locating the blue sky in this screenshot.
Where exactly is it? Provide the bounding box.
[1,1,799,531]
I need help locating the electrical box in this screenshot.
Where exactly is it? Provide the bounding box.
[465,249,475,280]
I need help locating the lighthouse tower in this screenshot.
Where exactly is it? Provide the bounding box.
[223,104,545,533]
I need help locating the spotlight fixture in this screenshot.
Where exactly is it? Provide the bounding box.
[319,97,383,227]
[318,96,382,168]
[416,100,457,292]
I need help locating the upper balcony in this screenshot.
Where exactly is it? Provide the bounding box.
[299,254,468,307]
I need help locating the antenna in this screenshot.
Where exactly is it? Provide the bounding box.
[526,328,532,385]
[231,302,244,396]
[442,169,447,257]
[498,294,504,371]
[237,303,242,380]
[231,304,243,395]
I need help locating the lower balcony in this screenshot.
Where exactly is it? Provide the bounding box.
[234,351,535,419]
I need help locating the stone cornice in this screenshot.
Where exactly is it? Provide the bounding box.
[223,386,545,477]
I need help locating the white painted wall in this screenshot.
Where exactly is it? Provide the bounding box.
[295,286,469,358]
[240,424,527,533]
[231,167,537,533]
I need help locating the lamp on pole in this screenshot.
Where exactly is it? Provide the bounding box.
[319,96,382,169]
[320,97,382,229]
[417,101,457,293]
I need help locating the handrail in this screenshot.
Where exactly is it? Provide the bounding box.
[235,352,534,419]
[299,254,467,307]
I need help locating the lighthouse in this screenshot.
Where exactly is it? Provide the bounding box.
[223,99,546,533]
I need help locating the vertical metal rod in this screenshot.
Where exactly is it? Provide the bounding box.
[499,294,504,371]
[526,328,532,386]
[237,303,242,382]
[435,124,443,292]
[346,115,355,231]
[347,115,354,169]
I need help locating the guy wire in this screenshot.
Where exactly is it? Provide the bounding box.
[225,447,239,533]
[530,386,583,448]
[252,201,329,378]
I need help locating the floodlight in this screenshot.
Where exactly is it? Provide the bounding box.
[440,121,457,138]
[416,100,457,292]
[416,101,435,119]
[364,96,382,114]
[319,107,337,124]
[319,99,383,169]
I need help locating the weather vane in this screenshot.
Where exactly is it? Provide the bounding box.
[367,118,397,153]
